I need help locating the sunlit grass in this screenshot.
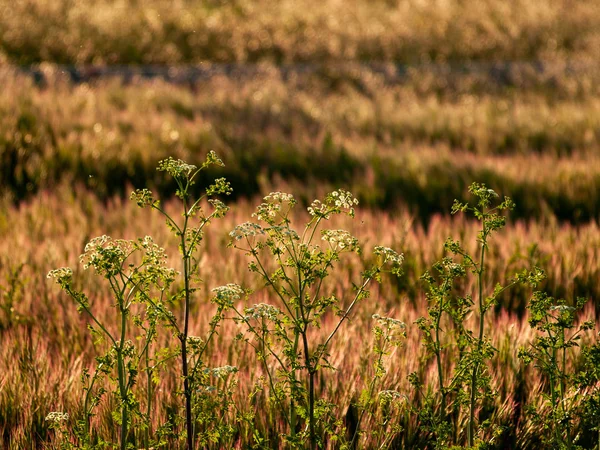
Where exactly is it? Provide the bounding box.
[1,185,599,447]
[0,0,599,65]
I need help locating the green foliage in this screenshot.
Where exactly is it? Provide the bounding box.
[48,152,238,449]
[41,170,600,449]
[412,182,545,448]
[229,189,403,449]
[519,294,595,449]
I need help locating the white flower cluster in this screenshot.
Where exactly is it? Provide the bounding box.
[244,303,281,321]
[329,189,359,209]
[264,192,295,204]
[372,314,406,330]
[84,235,110,254]
[45,411,69,423]
[254,202,279,222]
[308,189,359,218]
[210,365,238,378]
[549,305,575,313]
[307,199,329,218]
[80,235,133,276]
[139,235,166,259]
[158,157,197,178]
[212,283,244,307]
[321,229,359,251]
[205,150,225,167]
[252,192,296,222]
[266,225,300,241]
[378,390,404,401]
[47,267,73,285]
[373,246,404,266]
[130,188,155,208]
[208,199,229,218]
[230,222,265,240]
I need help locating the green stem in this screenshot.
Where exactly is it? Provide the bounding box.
[435,293,447,429]
[301,329,316,449]
[117,301,129,450]
[468,228,487,447]
[181,245,194,450]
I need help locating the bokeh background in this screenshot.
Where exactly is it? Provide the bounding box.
[1,1,600,448]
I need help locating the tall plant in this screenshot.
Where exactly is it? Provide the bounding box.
[411,183,544,448]
[229,190,403,449]
[48,152,233,449]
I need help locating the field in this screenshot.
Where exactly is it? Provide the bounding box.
[1,1,600,449]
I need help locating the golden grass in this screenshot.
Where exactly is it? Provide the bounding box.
[1,69,600,224]
[1,0,599,64]
[1,186,598,447]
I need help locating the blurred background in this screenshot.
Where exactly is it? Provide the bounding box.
[1,0,599,224]
[1,1,600,448]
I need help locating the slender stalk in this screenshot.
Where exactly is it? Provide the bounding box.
[117,298,129,450]
[468,225,487,447]
[434,294,447,428]
[301,328,316,449]
[180,233,194,450]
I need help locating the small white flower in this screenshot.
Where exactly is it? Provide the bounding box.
[374,246,404,266]
[47,267,73,284]
[263,192,295,204]
[212,284,244,307]
[379,390,404,401]
[321,229,359,251]
[45,412,69,423]
[244,303,281,321]
[372,314,406,329]
[230,222,265,240]
[549,305,575,313]
[211,365,238,378]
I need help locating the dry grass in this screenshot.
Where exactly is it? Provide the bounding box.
[1,185,598,448]
[1,0,599,64]
[2,69,600,223]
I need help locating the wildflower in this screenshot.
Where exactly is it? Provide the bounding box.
[45,411,69,423]
[204,150,225,167]
[80,236,133,277]
[208,199,229,218]
[372,314,406,330]
[263,192,296,205]
[206,177,232,196]
[212,284,244,307]
[327,189,359,210]
[230,222,265,240]
[157,157,196,178]
[373,246,404,266]
[244,303,281,321]
[47,267,73,287]
[308,189,359,218]
[130,188,156,208]
[549,305,576,313]
[321,229,359,251]
[210,365,238,378]
[307,199,329,218]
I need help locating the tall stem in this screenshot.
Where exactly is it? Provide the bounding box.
[117,301,129,450]
[181,235,194,450]
[468,227,487,447]
[301,329,316,449]
[435,294,446,428]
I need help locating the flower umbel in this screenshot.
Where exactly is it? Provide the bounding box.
[47,267,73,287]
[321,229,359,252]
[229,222,265,240]
[212,284,244,307]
